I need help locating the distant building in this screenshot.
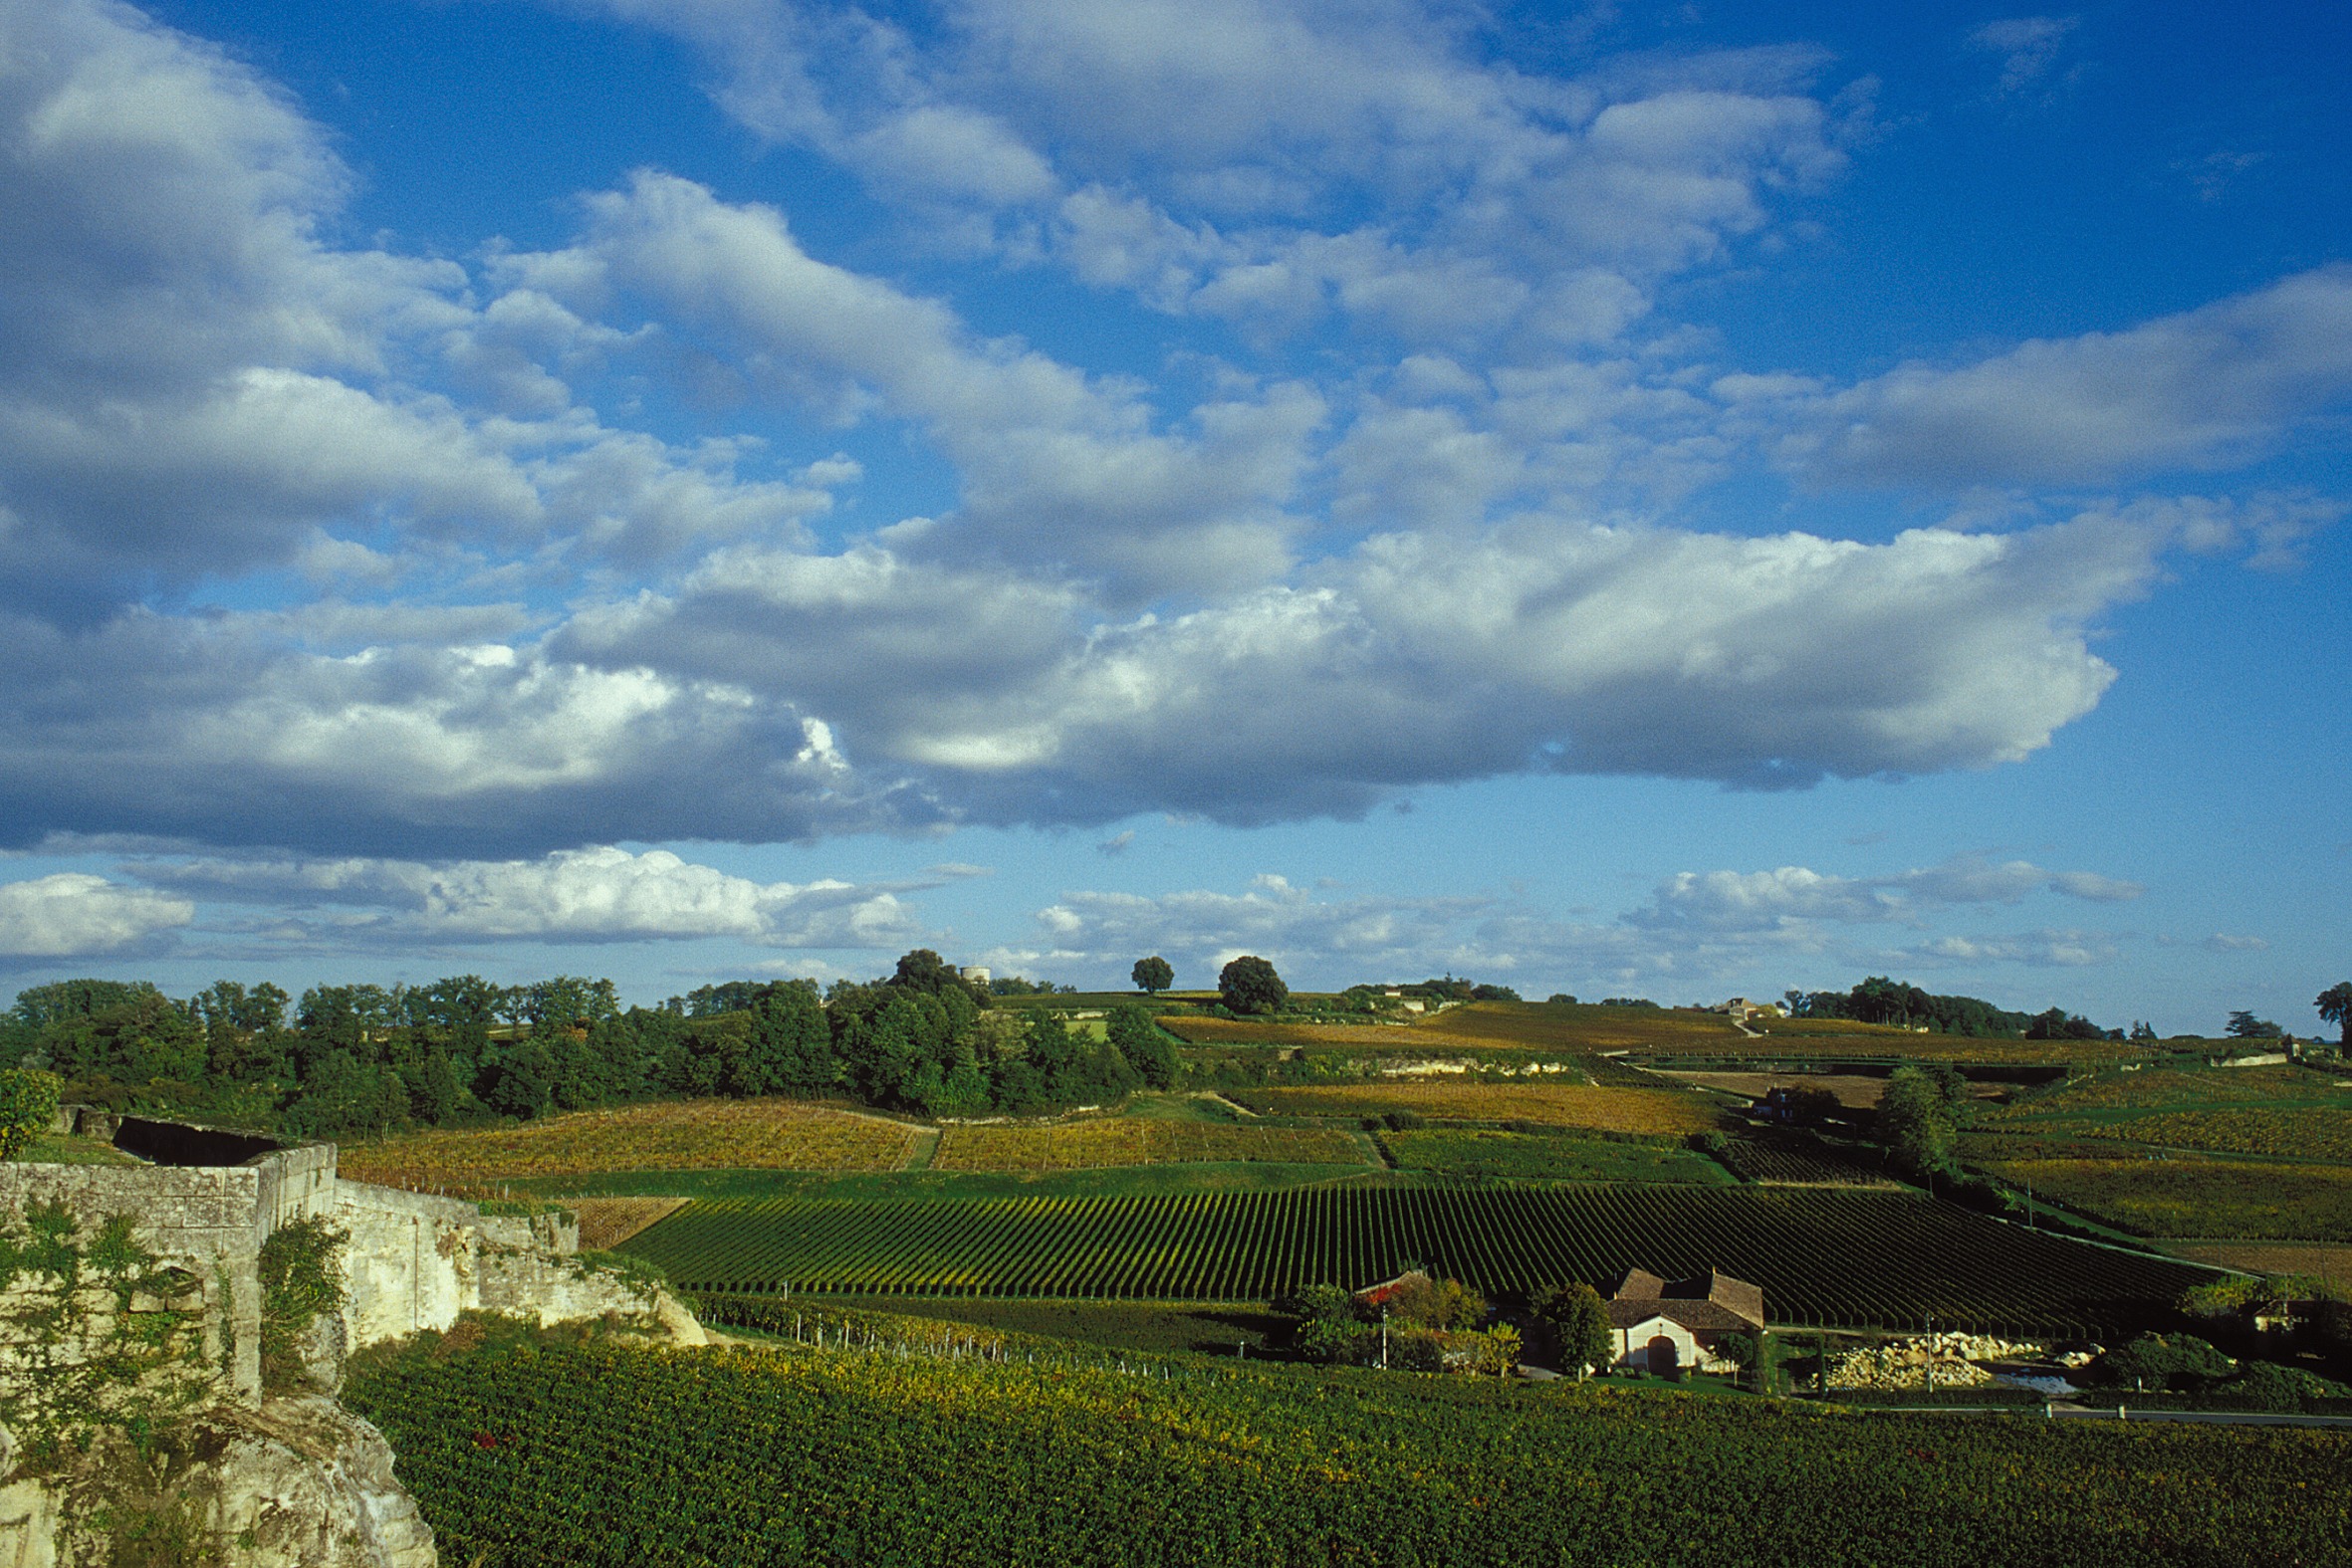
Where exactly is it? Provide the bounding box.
[959,967,992,985]
[1602,1267,1765,1375]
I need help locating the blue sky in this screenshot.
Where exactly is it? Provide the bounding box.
[0,0,2344,1032]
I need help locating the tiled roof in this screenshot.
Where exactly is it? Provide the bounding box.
[1607,1299,1759,1334]
[1603,1266,1765,1330]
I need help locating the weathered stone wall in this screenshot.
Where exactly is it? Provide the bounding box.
[0,1161,271,1400]
[334,1182,648,1350]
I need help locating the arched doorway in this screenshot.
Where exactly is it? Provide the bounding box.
[1646,1335,1679,1376]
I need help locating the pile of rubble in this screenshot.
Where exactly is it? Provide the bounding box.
[1824,1332,2046,1391]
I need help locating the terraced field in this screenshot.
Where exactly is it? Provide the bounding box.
[339,1099,918,1192]
[1226,1080,1724,1135]
[933,1119,1367,1171]
[620,1186,2211,1333]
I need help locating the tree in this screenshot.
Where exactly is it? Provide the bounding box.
[2315,983,2352,1048]
[1529,1280,1614,1380]
[1130,956,1174,995]
[1717,1329,1781,1394]
[2227,1009,2283,1039]
[1872,1064,1963,1183]
[1218,955,1288,1015]
[1106,1004,1180,1089]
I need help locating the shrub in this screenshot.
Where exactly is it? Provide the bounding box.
[0,1069,64,1160]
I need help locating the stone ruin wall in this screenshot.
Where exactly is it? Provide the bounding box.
[4,1121,645,1412]
[0,1138,338,1403]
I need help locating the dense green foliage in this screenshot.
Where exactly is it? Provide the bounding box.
[1789,978,2119,1040]
[1130,956,1174,995]
[2319,982,2352,1047]
[344,1332,2352,1567]
[0,1067,63,1160]
[257,1218,348,1389]
[1529,1280,1615,1378]
[620,1186,2209,1333]
[1,951,1155,1141]
[1217,955,1288,1015]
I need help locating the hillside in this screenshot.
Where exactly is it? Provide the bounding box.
[345,1328,2352,1568]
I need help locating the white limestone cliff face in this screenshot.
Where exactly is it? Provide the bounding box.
[0,1398,433,1568]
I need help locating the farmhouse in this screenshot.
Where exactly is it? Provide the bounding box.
[1602,1267,1765,1375]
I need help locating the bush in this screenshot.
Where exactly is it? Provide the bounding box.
[1382,1110,1428,1131]
[0,1068,64,1160]
[2082,1332,2234,1392]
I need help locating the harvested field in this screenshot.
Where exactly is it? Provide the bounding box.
[572,1197,688,1249]
[340,1098,919,1193]
[1227,1080,1725,1136]
[932,1119,1367,1172]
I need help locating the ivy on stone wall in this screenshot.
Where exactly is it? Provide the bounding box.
[0,1201,212,1471]
[258,1217,348,1391]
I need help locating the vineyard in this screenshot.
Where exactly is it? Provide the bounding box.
[1157,1017,1432,1047]
[338,1098,917,1191]
[1225,1080,1725,1135]
[1963,1137,2352,1241]
[1379,1129,1732,1185]
[344,1333,2352,1568]
[620,1186,2212,1332]
[1718,1137,1896,1187]
[1991,1064,2349,1118]
[931,1119,1367,1171]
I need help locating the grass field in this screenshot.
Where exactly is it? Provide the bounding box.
[1379,1129,1733,1185]
[339,1099,919,1191]
[622,1185,2211,1332]
[933,1119,1368,1171]
[1964,1136,2352,1241]
[1226,1079,1726,1135]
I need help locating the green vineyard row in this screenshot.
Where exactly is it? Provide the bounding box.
[619,1185,2213,1333]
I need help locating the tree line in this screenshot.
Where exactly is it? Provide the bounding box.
[0,951,1181,1140]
